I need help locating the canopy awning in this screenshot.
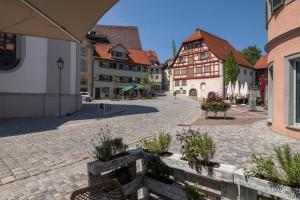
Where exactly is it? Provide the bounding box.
[0,0,118,43]
[121,83,151,92]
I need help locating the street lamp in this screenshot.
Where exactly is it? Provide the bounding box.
[57,57,64,117]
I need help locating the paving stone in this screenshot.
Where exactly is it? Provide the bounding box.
[1,176,16,184]
[0,95,299,199]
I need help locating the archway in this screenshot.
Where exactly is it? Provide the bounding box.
[189,89,197,99]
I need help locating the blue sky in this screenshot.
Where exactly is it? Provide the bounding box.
[98,0,267,62]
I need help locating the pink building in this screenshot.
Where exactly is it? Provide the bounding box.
[265,0,300,138]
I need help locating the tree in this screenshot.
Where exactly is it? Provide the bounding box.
[240,45,262,65]
[172,40,177,58]
[224,50,239,85]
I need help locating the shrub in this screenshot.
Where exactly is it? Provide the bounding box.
[139,132,172,155]
[206,91,223,102]
[246,144,300,188]
[144,155,172,183]
[183,182,204,200]
[91,125,128,161]
[176,129,216,165]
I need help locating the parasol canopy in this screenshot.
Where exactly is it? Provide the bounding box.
[0,0,118,43]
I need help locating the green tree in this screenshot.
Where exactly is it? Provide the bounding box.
[240,45,262,65]
[172,40,177,58]
[224,50,239,85]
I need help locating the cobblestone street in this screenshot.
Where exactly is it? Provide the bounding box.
[0,94,299,199]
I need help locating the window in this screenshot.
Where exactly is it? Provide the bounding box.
[111,51,127,58]
[138,66,141,71]
[250,71,253,76]
[196,67,202,74]
[187,44,193,52]
[181,80,187,86]
[80,59,88,72]
[188,68,194,77]
[204,66,210,73]
[188,57,193,65]
[193,42,201,48]
[198,52,209,61]
[180,69,187,75]
[102,87,109,93]
[0,33,20,70]
[80,47,87,56]
[270,0,284,13]
[156,68,159,72]
[99,61,108,68]
[178,56,184,64]
[119,63,124,70]
[296,61,300,123]
[244,69,247,75]
[99,74,112,82]
[174,69,180,76]
[155,76,158,80]
[81,80,87,85]
[175,80,180,86]
[109,62,117,69]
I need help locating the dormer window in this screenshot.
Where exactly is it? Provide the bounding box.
[111,51,127,58]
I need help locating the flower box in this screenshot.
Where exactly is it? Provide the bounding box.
[234,168,300,200]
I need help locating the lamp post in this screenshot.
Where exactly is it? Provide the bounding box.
[57,57,64,117]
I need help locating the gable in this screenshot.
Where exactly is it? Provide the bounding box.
[109,44,128,53]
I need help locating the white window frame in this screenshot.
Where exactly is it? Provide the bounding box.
[294,60,300,126]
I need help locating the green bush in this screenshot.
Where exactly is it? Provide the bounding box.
[139,132,172,155]
[246,144,300,188]
[183,182,204,200]
[176,129,216,165]
[91,126,128,161]
[144,155,172,183]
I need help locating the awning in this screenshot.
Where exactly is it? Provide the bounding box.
[121,84,151,92]
[0,0,118,43]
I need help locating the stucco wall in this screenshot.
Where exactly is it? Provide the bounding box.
[0,36,48,93]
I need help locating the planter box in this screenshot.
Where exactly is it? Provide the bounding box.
[143,176,207,200]
[234,168,300,200]
[87,148,144,175]
[162,154,237,183]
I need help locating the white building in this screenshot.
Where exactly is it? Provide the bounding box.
[0,34,81,118]
[170,29,255,99]
[93,43,159,99]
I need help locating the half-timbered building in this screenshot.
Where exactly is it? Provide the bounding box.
[170,28,254,99]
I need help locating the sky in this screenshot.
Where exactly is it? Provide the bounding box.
[98,0,267,62]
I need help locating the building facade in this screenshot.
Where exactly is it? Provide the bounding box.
[80,25,144,94]
[265,0,300,138]
[146,50,163,91]
[0,34,81,117]
[170,29,254,99]
[254,55,268,86]
[80,42,94,94]
[93,43,159,99]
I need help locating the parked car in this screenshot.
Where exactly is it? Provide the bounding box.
[80,92,92,102]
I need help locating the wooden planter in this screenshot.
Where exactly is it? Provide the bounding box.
[234,169,300,200]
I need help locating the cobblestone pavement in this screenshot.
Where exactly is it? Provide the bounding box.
[0,94,300,199]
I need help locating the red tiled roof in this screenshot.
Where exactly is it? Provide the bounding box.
[183,29,253,68]
[95,44,158,65]
[254,55,268,70]
[92,25,142,50]
[145,50,160,64]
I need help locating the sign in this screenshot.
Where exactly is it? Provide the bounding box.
[249,89,256,111]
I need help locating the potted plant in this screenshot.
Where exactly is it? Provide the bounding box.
[138,132,172,156]
[236,144,300,200]
[87,126,144,187]
[201,92,231,118]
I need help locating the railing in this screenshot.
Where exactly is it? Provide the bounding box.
[87,148,300,200]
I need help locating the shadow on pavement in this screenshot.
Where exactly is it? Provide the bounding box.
[0,103,159,137]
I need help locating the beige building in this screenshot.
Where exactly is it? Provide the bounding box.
[80,41,94,94]
[265,0,300,139]
[93,43,159,99]
[170,29,254,99]
[80,25,144,95]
